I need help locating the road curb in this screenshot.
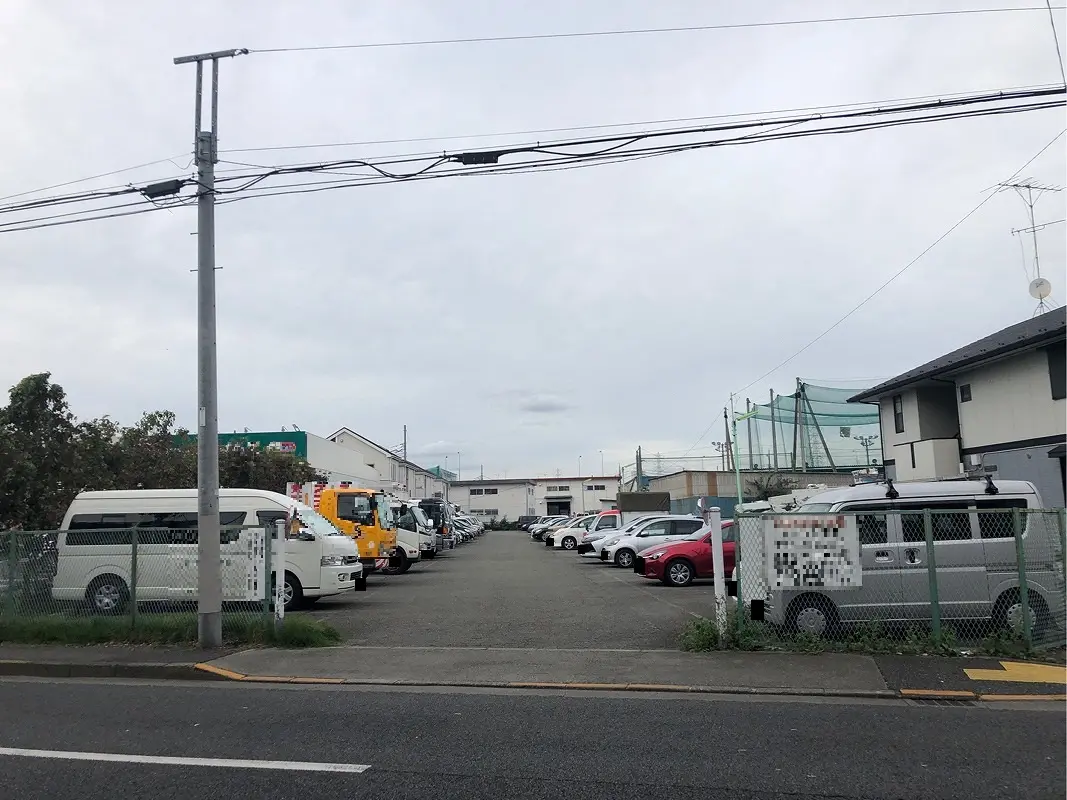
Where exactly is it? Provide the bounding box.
[188,665,901,698]
[0,659,221,681]
[4,659,1061,702]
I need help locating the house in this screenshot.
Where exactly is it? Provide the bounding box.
[327,428,450,499]
[849,307,1066,507]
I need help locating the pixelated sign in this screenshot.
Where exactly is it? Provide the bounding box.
[762,515,861,589]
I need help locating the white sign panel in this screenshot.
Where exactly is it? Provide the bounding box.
[762,514,861,589]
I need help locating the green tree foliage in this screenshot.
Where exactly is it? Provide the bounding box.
[0,374,322,529]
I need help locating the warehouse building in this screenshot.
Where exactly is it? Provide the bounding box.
[450,475,621,521]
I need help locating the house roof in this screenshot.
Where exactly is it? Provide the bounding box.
[849,307,1066,403]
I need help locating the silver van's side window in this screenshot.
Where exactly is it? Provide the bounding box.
[976,498,1029,539]
[897,502,972,542]
[840,503,890,545]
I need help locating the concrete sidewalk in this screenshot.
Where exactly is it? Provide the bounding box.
[201,646,893,696]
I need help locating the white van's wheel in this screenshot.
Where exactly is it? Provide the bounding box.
[87,575,128,615]
[282,572,302,612]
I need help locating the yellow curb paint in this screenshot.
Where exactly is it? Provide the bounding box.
[290,677,344,685]
[964,661,1067,684]
[241,675,295,683]
[193,663,247,681]
[0,660,30,665]
[979,693,1066,701]
[900,688,977,698]
[625,684,693,691]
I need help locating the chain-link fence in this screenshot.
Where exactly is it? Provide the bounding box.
[0,525,291,635]
[731,508,1067,653]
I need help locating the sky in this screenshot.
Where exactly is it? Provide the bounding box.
[1,1,1065,480]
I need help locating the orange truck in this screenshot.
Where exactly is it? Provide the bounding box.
[286,482,400,574]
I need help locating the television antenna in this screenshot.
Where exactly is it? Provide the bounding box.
[999,178,1063,315]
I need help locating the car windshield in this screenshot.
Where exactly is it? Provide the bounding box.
[294,503,343,537]
[622,516,663,533]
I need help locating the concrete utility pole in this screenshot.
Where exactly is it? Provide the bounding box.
[174,48,247,648]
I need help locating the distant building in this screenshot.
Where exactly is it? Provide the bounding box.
[449,475,621,521]
[327,428,449,499]
[850,307,1065,507]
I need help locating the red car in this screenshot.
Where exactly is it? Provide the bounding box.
[633,521,736,587]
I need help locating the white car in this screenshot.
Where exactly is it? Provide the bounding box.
[549,514,601,550]
[599,516,708,568]
[580,514,668,557]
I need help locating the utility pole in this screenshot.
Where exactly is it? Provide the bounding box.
[599,449,604,475]
[402,425,408,491]
[854,433,879,465]
[722,408,733,471]
[174,47,247,648]
[457,451,461,481]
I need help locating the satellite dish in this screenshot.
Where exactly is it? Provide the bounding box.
[1029,277,1052,300]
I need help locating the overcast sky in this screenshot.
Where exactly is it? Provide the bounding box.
[1,1,1064,480]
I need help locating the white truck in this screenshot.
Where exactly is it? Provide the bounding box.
[389,497,438,569]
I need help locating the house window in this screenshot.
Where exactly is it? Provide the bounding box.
[1047,342,1066,400]
[892,395,905,433]
[959,384,972,403]
[470,488,483,495]
[484,488,498,495]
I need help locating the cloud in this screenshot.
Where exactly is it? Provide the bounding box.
[517,395,572,414]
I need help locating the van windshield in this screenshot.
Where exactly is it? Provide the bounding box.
[294,503,343,537]
[795,503,834,513]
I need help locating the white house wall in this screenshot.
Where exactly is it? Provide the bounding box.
[532,477,620,515]
[450,483,534,520]
[954,350,1067,450]
[303,434,381,485]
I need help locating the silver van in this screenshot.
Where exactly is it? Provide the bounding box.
[763,479,1065,639]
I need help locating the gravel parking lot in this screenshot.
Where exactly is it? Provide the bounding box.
[305,530,720,648]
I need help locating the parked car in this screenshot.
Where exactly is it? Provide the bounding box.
[548,514,601,549]
[579,514,665,557]
[766,478,1063,638]
[634,521,736,586]
[529,516,568,540]
[599,516,707,568]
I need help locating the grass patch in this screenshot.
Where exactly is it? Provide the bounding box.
[0,613,341,648]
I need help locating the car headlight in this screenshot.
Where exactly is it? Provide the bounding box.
[646,550,667,560]
[321,554,344,566]
[603,537,621,547]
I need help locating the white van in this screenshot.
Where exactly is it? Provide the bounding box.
[763,479,1064,638]
[54,489,365,614]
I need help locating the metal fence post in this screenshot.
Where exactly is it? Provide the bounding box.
[130,530,139,630]
[5,531,16,616]
[1012,508,1032,649]
[262,523,273,625]
[923,510,941,639]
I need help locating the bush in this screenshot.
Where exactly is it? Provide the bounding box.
[679,617,721,651]
[0,613,341,648]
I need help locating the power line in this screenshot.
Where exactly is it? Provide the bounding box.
[249,7,1065,53]
[682,126,1067,457]
[1,88,1061,233]
[218,83,1062,157]
[0,155,191,203]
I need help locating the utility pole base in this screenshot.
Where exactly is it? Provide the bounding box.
[198,612,223,648]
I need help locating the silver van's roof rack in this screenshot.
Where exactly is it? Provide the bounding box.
[884,479,899,500]
[984,475,999,495]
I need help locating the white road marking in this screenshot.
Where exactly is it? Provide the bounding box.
[0,747,371,773]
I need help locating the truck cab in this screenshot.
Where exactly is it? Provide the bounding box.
[315,487,400,574]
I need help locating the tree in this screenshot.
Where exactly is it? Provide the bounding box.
[0,373,82,529]
[219,441,322,491]
[745,472,797,502]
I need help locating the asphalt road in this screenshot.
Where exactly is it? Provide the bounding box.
[306,530,719,648]
[0,678,1062,799]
